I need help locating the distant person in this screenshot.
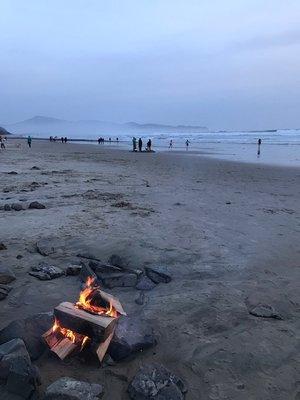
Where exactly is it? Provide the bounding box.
[138,138,142,152]
[64,137,67,143]
[185,139,190,150]
[98,137,101,144]
[109,137,111,143]
[147,139,152,151]
[169,139,173,149]
[132,137,137,152]
[61,137,64,143]
[27,136,32,148]
[50,136,53,142]
[0,136,5,149]
[257,138,262,156]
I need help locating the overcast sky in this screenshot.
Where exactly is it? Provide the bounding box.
[1,0,300,130]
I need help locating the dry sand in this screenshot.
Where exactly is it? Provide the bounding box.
[0,140,299,399]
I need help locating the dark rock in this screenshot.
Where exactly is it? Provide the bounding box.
[109,316,156,361]
[4,204,11,211]
[44,377,103,400]
[135,292,146,305]
[245,295,283,319]
[128,364,186,400]
[108,254,129,269]
[28,202,46,210]
[77,252,102,262]
[79,263,97,283]
[0,266,16,284]
[66,265,82,276]
[29,263,64,280]
[145,266,171,284]
[0,243,7,251]
[6,357,41,399]
[30,166,40,170]
[7,171,18,175]
[136,276,157,291]
[0,339,31,380]
[0,284,12,300]
[101,272,137,288]
[0,312,54,360]
[36,239,56,256]
[11,204,23,212]
[89,260,122,275]
[16,255,23,260]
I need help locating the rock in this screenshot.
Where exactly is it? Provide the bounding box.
[4,204,11,211]
[0,265,16,284]
[245,292,284,320]
[77,252,102,262]
[0,243,7,251]
[44,377,103,400]
[135,292,146,305]
[11,204,23,211]
[36,239,56,256]
[136,275,157,291]
[6,357,41,399]
[128,364,186,400]
[79,263,97,283]
[108,254,129,269]
[0,312,54,360]
[145,266,171,284]
[7,171,18,175]
[30,166,40,170]
[109,316,156,361]
[0,339,31,380]
[89,260,122,275]
[29,262,64,280]
[0,284,12,300]
[66,265,82,276]
[100,272,137,288]
[28,201,46,209]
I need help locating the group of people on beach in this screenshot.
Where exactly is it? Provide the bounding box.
[98,137,119,144]
[132,137,152,152]
[49,136,68,143]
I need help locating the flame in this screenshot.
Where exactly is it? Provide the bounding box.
[75,277,118,318]
[52,318,89,349]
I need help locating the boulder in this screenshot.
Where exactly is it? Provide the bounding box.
[0,265,16,284]
[109,316,156,361]
[0,243,7,251]
[28,201,46,210]
[29,262,64,280]
[4,204,11,211]
[11,204,23,212]
[79,263,97,283]
[145,266,171,284]
[245,292,284,320]
[66,265,82,276]
[128,364,186,400]
[89,260,122,275]
[0,284,12,300]
[30,166,40,170]
[0,339,31,380]
[44,377,103,400]
[7,171,18,175]
[0,312,54,360]
[36,239,57,256]
[100,272,137,289]
[6,357,41,399]
[136,276,156,291]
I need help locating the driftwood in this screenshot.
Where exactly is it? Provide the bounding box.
[54,302,117,341]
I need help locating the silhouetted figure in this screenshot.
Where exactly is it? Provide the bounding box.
[0,136,5,149]
[147,139,152,151]
[109,137,111,143]
[27,136,32,148]
[116,137,119,143]
[50,136,53,142]
[185,139,190,150]
[138,138,142,152]
[64,137,67,143]
[257,138,262,156]
[132,137,137,152]
[169,139,173,149]
[61,137,64,143]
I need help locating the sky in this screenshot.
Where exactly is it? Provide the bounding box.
[1,0,300,130]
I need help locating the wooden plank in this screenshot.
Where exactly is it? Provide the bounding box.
[54,302,117,341]
[99,290,127,316]
[42,328,61,349]
[51,337,77,360]
[96,328,115,363]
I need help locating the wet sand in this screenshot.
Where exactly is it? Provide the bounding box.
[0,140,299,399]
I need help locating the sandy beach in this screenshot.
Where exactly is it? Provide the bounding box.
[0,140,299,399]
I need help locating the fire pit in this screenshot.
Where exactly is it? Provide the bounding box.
[43,277,126,362]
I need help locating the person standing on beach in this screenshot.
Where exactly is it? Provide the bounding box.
[27,135,32,148]
[169,139,173,149]
[147,139,152,151]
[0,136,5,149]
[132,137,137,152]
[185,139,190,150]
[257,138,262,156]
[138,138,142,152]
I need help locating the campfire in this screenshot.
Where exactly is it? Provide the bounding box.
[43,277,126,362]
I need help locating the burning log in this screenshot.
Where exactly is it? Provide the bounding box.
[54,302,116,342]
[51,338,77,360]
